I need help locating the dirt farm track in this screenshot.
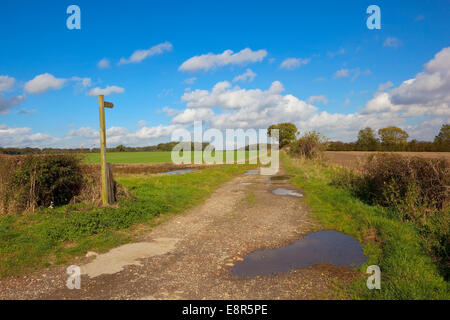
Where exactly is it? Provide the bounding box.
[325,151,450,169]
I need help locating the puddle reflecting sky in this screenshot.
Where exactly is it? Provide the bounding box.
[164,169,194,175]
[232,231,367,278]
[271,188,303,197]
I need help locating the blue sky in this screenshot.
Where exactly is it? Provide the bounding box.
[1,0,449,148]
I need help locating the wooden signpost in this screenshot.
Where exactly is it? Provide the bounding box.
[98,95,115,205]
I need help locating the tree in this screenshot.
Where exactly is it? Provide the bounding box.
[434,124,450,152]
[267,123,298,148]
[115,144,126,152]
[290,131,328,159]
[356,127,379,150]
[378,126,409,150]
[434,124,450,143]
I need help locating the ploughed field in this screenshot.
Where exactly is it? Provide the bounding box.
[325,151,450,169]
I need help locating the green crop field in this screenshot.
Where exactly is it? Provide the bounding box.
[82,151,258,164]
[83,151,174,164]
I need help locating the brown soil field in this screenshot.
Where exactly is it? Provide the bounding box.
[325,151,450,170]
[84,162,207,176]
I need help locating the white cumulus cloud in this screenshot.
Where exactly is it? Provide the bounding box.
[24,73,66,94]
[182,81,285,110]
[177,47,449,141]
[362,47,450,117]
[378,81,394,92]
[63,124,183,148]
[119,42,173,65]
[87,86,125,96]
[328,48,346,58]
[334,68,371,81]
[181,80,317,130]
[308,95,328,104]
[0,124,59,147]
[0,75,15,92]
[172,108,214,124]
[0,94,26,115]
[97,58,110,69]
[24,74,91,94]
[70,76,92,87]
[334,69,349,78]
[67,127,99,139]
[184,77,197,85]
[179,48,267,72]
[232,69,257,82]
[280,58,310,70]
[384,37,402,48]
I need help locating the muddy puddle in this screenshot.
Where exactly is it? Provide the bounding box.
[265,175,294,181]
[239,182,255,185]
[245,170,259,175]
[163,169,194,175]
[271,188,303,197]
[232,231,367,278]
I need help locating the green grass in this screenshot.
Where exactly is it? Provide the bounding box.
[82,151,256,164]
[0,163,254,278]
[282,152,449,299]
[83,151,174,164]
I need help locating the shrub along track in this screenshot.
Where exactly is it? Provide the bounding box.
[0,164,360,300]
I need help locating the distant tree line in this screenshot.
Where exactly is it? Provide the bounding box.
[0,142,211,155]
[328,124,450,152]
[3,124,448,155]
[265,122,450,153]
[0,147,91,155]
[242,144,272,151]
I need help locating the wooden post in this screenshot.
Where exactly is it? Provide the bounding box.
[98,95,115,205]
[107,163,116,204]
[98,95,108,205]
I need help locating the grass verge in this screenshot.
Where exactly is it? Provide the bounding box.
[0,164,253,278]
[281,152,449,299]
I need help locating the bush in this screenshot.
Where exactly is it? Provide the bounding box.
[4,154,84,213]
[330,153,450,279]
[284,153,449,298]
[362,154,449,216]
[0,156,20,214]
[69,164,103,206]
[71,164,127,206]
[290,131,328,159]
[415,210,450,279]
